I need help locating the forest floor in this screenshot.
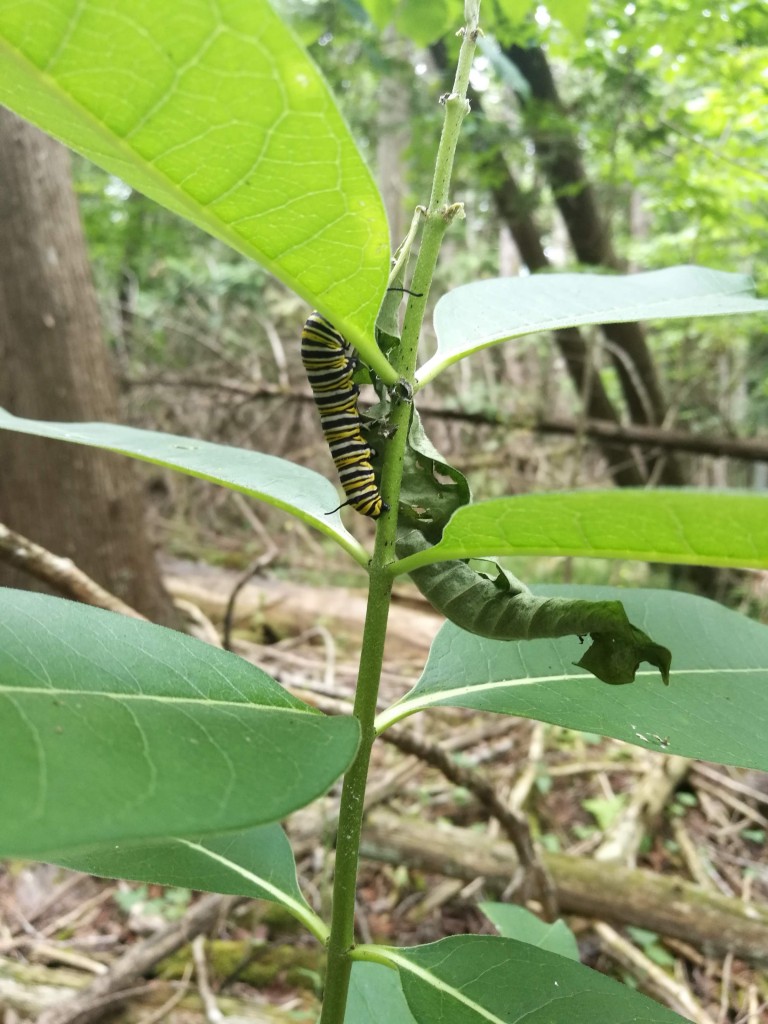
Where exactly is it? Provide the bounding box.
[1,560,767,1024]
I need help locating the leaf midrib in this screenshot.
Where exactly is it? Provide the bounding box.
[0,684,313,713]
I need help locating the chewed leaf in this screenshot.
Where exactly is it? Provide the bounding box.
[578,626,671,686]
[395,529,671,687]
[377,586,768,772]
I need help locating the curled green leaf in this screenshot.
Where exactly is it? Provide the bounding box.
[397,528,671,686]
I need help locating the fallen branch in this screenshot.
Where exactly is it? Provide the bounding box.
[123,374,768,463]
[0,522,145,619]
[359,811,768,965]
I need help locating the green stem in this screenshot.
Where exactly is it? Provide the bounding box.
[319,560,393,1024]
[318,9,481,1022]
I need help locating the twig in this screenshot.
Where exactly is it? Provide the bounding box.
[22,942,108,976]
[694,776,768,830]
[137,961,194,1024]
[36,893,236,1024]
[191,936,222,1024]
[222,548,278,650]
[671,817,717,891]
[509,722,547,810]
[122,374,768,462]
[0,523,145,619]
[594,922,717,1024]
[719,951,733,1024]
[693,764,768,808]
[380,726,559,921]
[594,755,692,866]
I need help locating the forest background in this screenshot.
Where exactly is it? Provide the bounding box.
[33,0,768,585]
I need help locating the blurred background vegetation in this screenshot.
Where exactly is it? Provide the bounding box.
[70,0,768,590]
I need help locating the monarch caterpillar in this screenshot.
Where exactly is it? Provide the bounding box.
[301,312,388,519]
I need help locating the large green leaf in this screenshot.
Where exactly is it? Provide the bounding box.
[377,587,768,771]
[391,491,768,572]
[369,936,687,1022]
[56,826,325,940]
[0,0,392,377]
[0,411,368,565]
[0,589,359,859]
[418,267,768,385]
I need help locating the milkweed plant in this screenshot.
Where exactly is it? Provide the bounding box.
[1,2,767,1022]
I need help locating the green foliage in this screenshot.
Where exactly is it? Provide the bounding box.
[58,826,324,938]
[480,902,580,959]
[113,883,191,921]
[0,588,359,860]
[363,936,685,1022]
[0,0,392,375]
[396,490,768,569]
[420,268,768,386]
[379,587,768,770]
[0,411,368,566]
[0,2,766,1022]
[397,529,671,684]
[582,794,628,831]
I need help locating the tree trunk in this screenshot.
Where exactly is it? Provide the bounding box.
[0,109,179,627]
[504,44,686,485]
[489,159,648,486]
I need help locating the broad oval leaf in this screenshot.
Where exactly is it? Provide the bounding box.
[56,826,325,940]
[418,267,768,385]
[0,410,368,565]
[0,0,392,376]
[377,587,768,771]
[0,589,359,859]
[480,903,580,961]
[375,935,687,1022]
[391,491,768,572]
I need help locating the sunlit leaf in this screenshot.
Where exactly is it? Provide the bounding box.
[392,491,768,571]
[0,0,392,376]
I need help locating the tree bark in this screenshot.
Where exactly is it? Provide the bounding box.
[489,159,647,486]
[0,109,179,626]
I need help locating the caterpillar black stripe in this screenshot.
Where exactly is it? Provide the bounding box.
[301,312,388,519]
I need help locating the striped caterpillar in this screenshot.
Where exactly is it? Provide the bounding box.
[301,312,387,519]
